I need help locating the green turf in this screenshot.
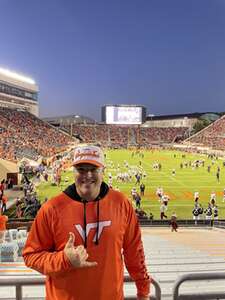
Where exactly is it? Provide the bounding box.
[36,149,225,219]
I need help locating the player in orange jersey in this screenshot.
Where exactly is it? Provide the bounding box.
[23,145,150,300]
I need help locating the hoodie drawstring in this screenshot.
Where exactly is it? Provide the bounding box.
[83,199,87,248]
[95,199,100,245]
[82,198,100,247]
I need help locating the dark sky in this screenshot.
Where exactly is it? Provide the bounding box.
[1,0,225,121]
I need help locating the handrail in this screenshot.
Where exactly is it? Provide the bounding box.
[124,275,161,300]
[172,272,225,300]
[0,275,45,300]
[0,275,161,300]
[213,220,225,229]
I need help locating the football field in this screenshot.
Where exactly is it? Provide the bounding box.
[36,149,225,219]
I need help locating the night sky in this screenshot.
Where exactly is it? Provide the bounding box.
[0,0,225,121]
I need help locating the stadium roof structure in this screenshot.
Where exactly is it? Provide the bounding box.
[42,114,96,125]
[146,112,221,121]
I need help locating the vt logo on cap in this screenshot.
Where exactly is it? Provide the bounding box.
[73,145,105,167]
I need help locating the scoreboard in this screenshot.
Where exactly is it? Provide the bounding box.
[102,105,146,125]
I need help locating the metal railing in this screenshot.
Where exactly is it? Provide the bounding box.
[213,220,225,229]
[0,275,45,300]
[172,272,225,300]
[0,275,161,300]
[124,275,161,300]
[139,219,214,227]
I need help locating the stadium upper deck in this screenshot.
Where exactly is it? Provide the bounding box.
[0,68,39,117]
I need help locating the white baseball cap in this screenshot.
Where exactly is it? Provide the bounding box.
[73,145,105,167]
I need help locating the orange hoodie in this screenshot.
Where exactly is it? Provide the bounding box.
[23,183,150,300]
[0,214,8,231]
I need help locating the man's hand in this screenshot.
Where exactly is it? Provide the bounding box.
[137,296,149,300]
[64,232,97,268]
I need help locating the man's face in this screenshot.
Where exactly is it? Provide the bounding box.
[74,163,104,201]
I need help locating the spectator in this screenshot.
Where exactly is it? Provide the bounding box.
[0,211,8,243]
[23,145,150,300]
[1,195,7,214]
[0,179,5,198]
[16,198,23,218]
[170,212,178,232]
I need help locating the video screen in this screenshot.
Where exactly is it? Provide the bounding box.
[105,106,143,124]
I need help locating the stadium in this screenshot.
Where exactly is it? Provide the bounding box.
[0,68,225,299]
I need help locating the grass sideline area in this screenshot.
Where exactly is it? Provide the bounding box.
[36,149,225,220]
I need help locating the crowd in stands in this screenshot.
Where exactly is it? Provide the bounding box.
[185,114,225,150]
[63,124,188,147]
[139,127,188,145]
[0,107,75,162]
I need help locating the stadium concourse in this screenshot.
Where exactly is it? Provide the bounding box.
[1,227,225,299]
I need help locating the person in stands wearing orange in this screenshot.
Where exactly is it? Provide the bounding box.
[0,211,8,243]
[23,145,150,300]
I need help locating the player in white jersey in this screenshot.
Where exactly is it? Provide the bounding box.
[156,187,163,201]
[162,194,170,206]
[194,191,199,204]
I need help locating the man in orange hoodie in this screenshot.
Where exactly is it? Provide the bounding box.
[23,145,150,300]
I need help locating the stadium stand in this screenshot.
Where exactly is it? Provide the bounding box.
[184,114,225,150]
[62,124,188,147]
[138,127,188,146]
[0,107,76,162]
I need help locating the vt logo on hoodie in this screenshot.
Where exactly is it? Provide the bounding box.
[75,221,111,242]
